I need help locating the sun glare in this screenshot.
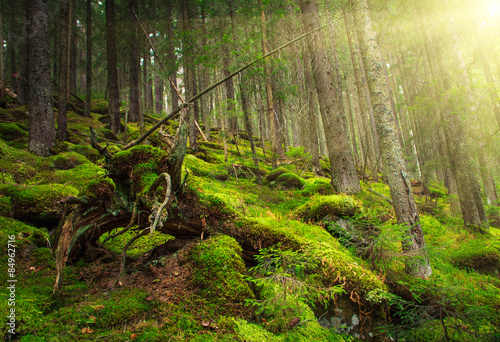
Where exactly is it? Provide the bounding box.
[488,1,500,18]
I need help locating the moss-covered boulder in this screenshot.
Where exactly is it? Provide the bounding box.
[265,168,288,182]
[0,122,28,141]
[0,194,12,217]
[37,151,91,170]
[301,178,334,196]
[187,235,254,304]
[273,172,306,190]
[294,195,363,222]
[0,183,78,224]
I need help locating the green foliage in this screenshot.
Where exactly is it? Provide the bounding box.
[294,195,363,222]
[188,235,254,304]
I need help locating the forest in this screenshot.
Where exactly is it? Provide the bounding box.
[0,0,499,340]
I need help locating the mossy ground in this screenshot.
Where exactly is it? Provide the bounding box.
[0,101,498,341]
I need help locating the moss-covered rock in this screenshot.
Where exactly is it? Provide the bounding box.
[0,183,78,222]
[91,100,109,114]
[37,152,91,170]
[0,194,12,217]
[188,235,254,304]
[294,195,363,222]
[0,122,28,141]
[301,178,334,196]
[32,163,104,191]
[265,168,288,182]
[273,173,306,190]
[82,178,116,203]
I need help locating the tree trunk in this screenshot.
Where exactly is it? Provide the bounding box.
[299,0,360,194]
[69,0,77,94]
[353,0,431,278]
[261,6,278,168]
[165,0,178,112]
[106,0,120,134]
[128,0,141,122]
[58,0,71,141]
[27,0,55,157]
[155,75,164,115]
[301,46,322,175]
[240,76,259,169]
[0,0,4,99]
[84,0,92,118]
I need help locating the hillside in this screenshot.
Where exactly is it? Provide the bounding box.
[0,99,499,342]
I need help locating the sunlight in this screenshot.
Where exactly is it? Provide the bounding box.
[488,1,500,18]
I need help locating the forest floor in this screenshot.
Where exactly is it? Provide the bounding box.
[0,98,499,341]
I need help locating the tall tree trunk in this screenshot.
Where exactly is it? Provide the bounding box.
[344,10,375,177]
[299,0,360,194]
[28,0,55,156]
[58,0,71,140]
[353,0,431,278]
[165,0,178,112]
[84,0,92,118]
[182,0,198,147]
[240,76,259,169]
[7,4,17,95]
[302,46,322,175]
[155,75,164,115]
[261,4,278,168]
[0,0,4,99]
[106,0,120,134]
[128,0,141,122]
[69,0,77,94]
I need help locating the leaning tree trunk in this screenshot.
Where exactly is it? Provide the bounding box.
[299,0,360,194]
[352,0,432,278]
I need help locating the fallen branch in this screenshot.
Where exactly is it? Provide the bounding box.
[122,21,335,150]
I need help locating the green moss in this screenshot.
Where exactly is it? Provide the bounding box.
[100,229,173,258]
[273,173,306,190]
[111,145,167,174]
[266,168,289,182]
[36,152,91,170]
[31,163,105,191]
[0,194,12,216]
[184,154,229,180]
[188,235,254,304]
[0,122,28,141]
[447,239,500,270]
[301,178,334,196]
[0,183,78,219]
[294,195,363,222]
[83,177,116,201]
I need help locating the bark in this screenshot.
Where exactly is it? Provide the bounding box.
[128,0,141,122]
[302,46,322,175]
[0,0,4,99]
[106,0,120,134]
[155,75,164,115]
[261,6,278,168]
[165,0,178,112]
[240,76,259,169]
[353,0,431,278]
[299,0,360,194]
[84,0,92,118]
[27,0,55,157]
[7,4,17,95]
[69,0,77,94]
[58,0,71,141]
[344,10,373,176]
